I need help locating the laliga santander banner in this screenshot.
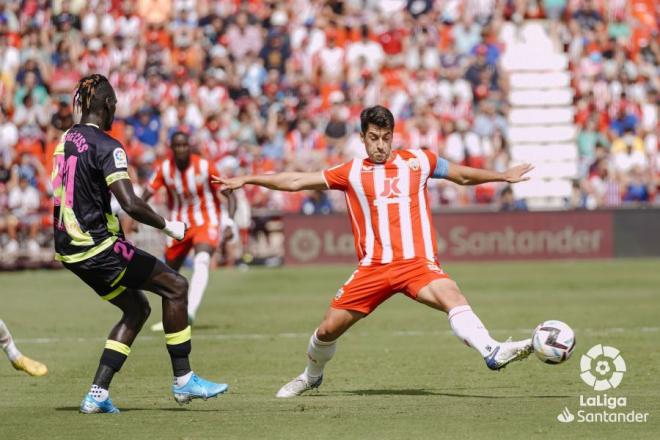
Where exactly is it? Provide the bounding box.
[283,211,613,264]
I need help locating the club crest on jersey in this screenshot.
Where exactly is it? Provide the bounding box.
[408,158,420,171]
[335,288,344,300]
[113,148,128,168]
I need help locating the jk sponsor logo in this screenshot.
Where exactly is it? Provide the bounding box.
[557,344,649,424]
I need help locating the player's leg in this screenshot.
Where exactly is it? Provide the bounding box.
[414,276,532,370]
[276,307,365,398]
[6,215,18,252]
[139,256,228,403]
[277,267,388,398]
[80,290,150,414]
[0,319,48,376]
[187,243,214,322]
[149,238,189,332]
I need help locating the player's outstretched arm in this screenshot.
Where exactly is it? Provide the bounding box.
[110,179,185,239]
[212,172,328,192]
[444,162,534,186]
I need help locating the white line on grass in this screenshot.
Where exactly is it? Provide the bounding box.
[14,327,658,345]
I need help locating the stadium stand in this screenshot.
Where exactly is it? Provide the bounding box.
[0,0,657,266]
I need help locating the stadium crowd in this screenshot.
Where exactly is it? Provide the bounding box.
[0,0,657,259]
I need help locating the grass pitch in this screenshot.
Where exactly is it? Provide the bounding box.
[1,259,659,439]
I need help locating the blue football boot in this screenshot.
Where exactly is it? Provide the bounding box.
[172,373,228,404]
[79,393,120,414]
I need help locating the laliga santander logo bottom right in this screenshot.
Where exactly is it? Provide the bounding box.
[557,344,649,424]
[580,344,626,391]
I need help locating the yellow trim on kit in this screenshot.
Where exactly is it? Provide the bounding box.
[52,137,65,217]
[105,340,131,356]
[55,236,117,264]
[106,213,121,235]
[105,171,130,185]
[165,326,192,345]
[101,285,126,302]
[110,268,127,287]
[63,207,94,246]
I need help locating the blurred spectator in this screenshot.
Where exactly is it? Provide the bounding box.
[498,186,528,211]
[6,175,41,254]
[301,190,332,215]
[0,108,18,163]
[577,116,609,176]
[612,131,647,175]
[623,166,650,203]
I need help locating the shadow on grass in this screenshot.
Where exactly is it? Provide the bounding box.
[55,406,220,412]
[343,389,572,399]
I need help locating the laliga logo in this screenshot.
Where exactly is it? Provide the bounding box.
[580,344,626,391]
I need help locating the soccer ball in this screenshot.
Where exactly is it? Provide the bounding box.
[532,320,576,364]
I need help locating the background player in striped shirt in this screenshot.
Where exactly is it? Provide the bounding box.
[142,131,236,331]
[215,105,535,398]
[0,319,47,377]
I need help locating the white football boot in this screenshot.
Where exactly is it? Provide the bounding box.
[275,373,323,398]
[484,337,533,370]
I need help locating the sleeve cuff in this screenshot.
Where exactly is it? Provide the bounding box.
[321,170,331,189]
[105,171,130,185]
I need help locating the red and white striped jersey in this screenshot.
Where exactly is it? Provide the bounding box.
[149,154,221,228]
[323,149,441,266]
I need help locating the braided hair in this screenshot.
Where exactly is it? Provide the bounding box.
[73,74,114,115]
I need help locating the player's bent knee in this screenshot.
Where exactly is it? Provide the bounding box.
[315,325,337,342]
[171,274,189,300]
[139,299,152,321]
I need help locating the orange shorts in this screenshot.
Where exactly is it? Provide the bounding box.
[165,224,219,262]
[331,258,451,315]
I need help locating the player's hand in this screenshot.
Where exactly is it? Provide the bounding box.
[162,219,187,241]
[503,163,534,183]
[212,175,246,191]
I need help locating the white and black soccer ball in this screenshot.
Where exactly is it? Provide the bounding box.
[532,320,576,364]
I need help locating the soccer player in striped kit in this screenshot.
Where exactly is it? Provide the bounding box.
[142,131,236,331]
[215,105,536,397]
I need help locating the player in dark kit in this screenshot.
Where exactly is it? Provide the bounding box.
[52,74,228,413]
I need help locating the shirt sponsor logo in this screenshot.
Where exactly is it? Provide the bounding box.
[374,177,408,206]
[379,177,401,198]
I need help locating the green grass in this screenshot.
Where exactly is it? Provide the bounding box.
[1,259,659,439]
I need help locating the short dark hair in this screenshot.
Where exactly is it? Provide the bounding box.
[170,130,189,143]
[360,105,394,133]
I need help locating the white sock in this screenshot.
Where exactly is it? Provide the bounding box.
[0,319,22,362]
[448,305,498,357]
[187,252,210,319]
[90,384,109,402]
[304,330,336,379]
[174,371,194,388]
